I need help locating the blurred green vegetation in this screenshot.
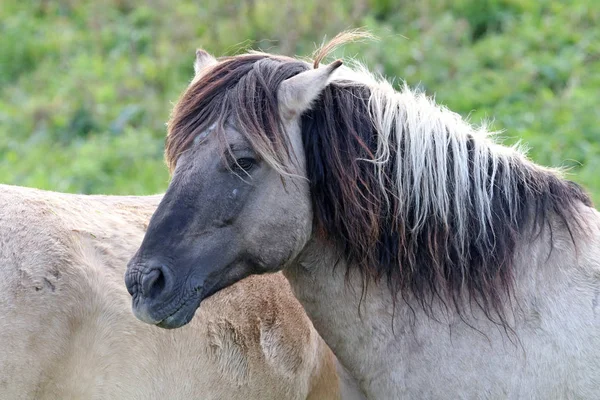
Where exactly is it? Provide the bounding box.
[1,0,599,203]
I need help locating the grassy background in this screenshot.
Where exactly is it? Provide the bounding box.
[1,0,599,203]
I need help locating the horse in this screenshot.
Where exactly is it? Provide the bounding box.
[125,32,600,399]
[0,184,362,399]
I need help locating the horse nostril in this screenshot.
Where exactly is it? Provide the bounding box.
[142,268,167,299]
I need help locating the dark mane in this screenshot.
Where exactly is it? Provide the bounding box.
[166,50,593,325]
[301,81,591,323]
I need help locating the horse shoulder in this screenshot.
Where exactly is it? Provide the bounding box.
[197,272,342,399]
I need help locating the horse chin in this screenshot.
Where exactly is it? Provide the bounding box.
[156,295,203,329]
[149,261,255,329]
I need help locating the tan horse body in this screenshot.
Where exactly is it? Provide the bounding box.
[0,184,351,400]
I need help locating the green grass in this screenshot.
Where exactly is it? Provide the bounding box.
[1,0,599,203]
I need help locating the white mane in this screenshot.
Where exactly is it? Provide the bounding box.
[330,61,555,254]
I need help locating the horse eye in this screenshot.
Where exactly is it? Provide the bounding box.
[234,157,256,171]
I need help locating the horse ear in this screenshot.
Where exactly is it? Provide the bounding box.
[194,49,217,75]
[278,60,343,119]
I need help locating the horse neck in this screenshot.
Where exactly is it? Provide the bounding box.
[283,205,600,397]
[284,239,400,395]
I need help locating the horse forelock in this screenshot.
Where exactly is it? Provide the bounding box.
[165,53,309,173]
[165,40,592,326]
